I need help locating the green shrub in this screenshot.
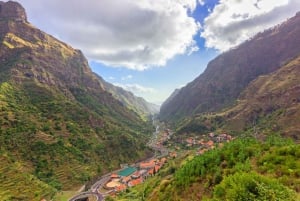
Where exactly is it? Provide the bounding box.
[212,172,296,201]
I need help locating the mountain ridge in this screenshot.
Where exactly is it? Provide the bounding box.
[94,73,159,117]
[160,12,300,122]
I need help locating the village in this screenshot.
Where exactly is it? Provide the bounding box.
[68,123,235,201]
[101,157,167,196]
[98,123,172,197]
[99,128,233,197]
[179,132,233,155]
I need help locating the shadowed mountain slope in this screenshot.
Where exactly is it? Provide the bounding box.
[224,54,300,140]
[160,12,300,122]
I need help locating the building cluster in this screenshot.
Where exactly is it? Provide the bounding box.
[104,157,167,195]
[152,129,172,148]
[182,133,233,154]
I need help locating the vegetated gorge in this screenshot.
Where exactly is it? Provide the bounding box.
[0,1,157,200]
[0,1,300,201]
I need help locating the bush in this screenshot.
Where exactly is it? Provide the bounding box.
[212,172,296,201]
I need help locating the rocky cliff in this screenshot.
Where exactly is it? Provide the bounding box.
[160,12,300,122]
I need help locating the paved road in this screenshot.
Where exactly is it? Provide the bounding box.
[69,175,110,201]
[69,119,170,201]
[69,191,103,201]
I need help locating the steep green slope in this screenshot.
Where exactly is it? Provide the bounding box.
[114,136,299,201]
[0,153,56,200]
[160,12,300,122]
[0,1,153,200]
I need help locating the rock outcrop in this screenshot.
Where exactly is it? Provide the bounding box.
[0,1,27,22]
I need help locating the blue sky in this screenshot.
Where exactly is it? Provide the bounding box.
[90,0,220,104]
[90,47,217,104]
[17,0,300,104]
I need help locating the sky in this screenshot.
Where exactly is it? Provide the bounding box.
[15,0,300,105]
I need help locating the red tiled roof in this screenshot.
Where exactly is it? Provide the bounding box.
[128,177,143,186]
[155,165,161,172]
[132,172,140,177]
[140,160,155,169]
[148,168,154,175]
[116,184,127,191]
[111,173,119,178]
[207,140,214,146]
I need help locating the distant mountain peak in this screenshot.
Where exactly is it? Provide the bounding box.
[0,1,27,22]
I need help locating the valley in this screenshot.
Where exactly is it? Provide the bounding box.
[0,1,300,201]
[66,118,171,201]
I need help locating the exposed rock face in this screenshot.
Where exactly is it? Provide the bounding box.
[160,12,300,122]
[0,1,27,22]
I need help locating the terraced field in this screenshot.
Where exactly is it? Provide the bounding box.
[0,154,56,201]
[54,163,92,190]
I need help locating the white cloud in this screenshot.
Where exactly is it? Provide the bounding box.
[201,0,300,51]
[18,0,200,70]
[114,83,156,94]
[121,75,133,81]
[198,0,205,6]
[108,76,115,80]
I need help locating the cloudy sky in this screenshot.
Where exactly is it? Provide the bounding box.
[16,0,300,104]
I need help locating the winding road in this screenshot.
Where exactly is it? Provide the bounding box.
[69,192,102,201]
[69,119,169,201]
[68,175,110,201]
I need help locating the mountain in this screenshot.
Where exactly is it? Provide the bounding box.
[0,1,153,200]
[175,52,300,139]
[94,73,159,118]
[113,55,300,201]
[224,54,300,140]
[160,12,300,122]
[161,88,180,110]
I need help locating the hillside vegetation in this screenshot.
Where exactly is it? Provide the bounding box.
[114,11,300,201]
[0,2,154,200]
[113,136,299,201]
